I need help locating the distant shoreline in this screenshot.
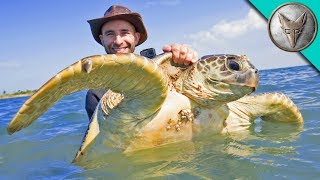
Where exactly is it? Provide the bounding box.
[0,92,35,100]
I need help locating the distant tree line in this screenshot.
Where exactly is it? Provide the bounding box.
[2,89,36,95]
[12,89,36,95]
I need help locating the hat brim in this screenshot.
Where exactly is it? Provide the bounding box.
[88,13,147,46]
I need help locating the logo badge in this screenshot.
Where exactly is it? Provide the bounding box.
[268,3,317,52]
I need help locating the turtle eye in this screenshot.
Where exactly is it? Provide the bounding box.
[228,60,241,71]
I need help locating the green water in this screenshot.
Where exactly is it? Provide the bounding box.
[0,65,319,179]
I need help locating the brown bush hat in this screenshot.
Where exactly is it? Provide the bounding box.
[88,5,148,46]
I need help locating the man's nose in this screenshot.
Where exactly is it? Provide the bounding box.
[113,35,123,45]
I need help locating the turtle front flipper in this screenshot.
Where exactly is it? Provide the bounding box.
[226,92,303,125]
[7,53,168,134]
[73,103,100,163]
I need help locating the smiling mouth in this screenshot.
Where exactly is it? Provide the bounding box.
[113,47,128,52]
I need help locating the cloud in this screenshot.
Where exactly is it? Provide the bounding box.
[185,8,268,54]
[184,9,307,70]
[186,9,266,42]
[144,0,181,8]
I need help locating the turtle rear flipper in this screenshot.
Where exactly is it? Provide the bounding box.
[7,53,168,134]
[226,92,303,124]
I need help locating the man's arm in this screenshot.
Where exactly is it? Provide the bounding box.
[85,89,108,119]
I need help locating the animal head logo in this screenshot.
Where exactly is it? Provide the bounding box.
[278,12,307,48]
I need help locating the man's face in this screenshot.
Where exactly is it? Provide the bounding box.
[99,20,140,54]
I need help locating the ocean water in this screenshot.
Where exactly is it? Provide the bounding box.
[0,65,319,179]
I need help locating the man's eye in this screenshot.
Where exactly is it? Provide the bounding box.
[122,31,131,35]
[105,32,114,36]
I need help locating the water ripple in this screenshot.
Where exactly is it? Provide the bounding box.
[0,66,319,178]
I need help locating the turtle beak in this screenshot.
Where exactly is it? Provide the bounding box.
[223,67,259,92]
[247,68,259,92]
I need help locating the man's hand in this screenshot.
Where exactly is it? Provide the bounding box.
[162,44,198,65]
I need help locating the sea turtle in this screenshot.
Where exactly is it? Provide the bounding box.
[7,53,303,162]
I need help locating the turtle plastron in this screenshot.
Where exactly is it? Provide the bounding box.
[166,109,194,132]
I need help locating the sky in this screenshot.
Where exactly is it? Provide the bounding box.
[0,0,309,93]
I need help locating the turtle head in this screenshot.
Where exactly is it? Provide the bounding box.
[177,54,259,107]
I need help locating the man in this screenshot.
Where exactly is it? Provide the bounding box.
[85,5,198,118]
